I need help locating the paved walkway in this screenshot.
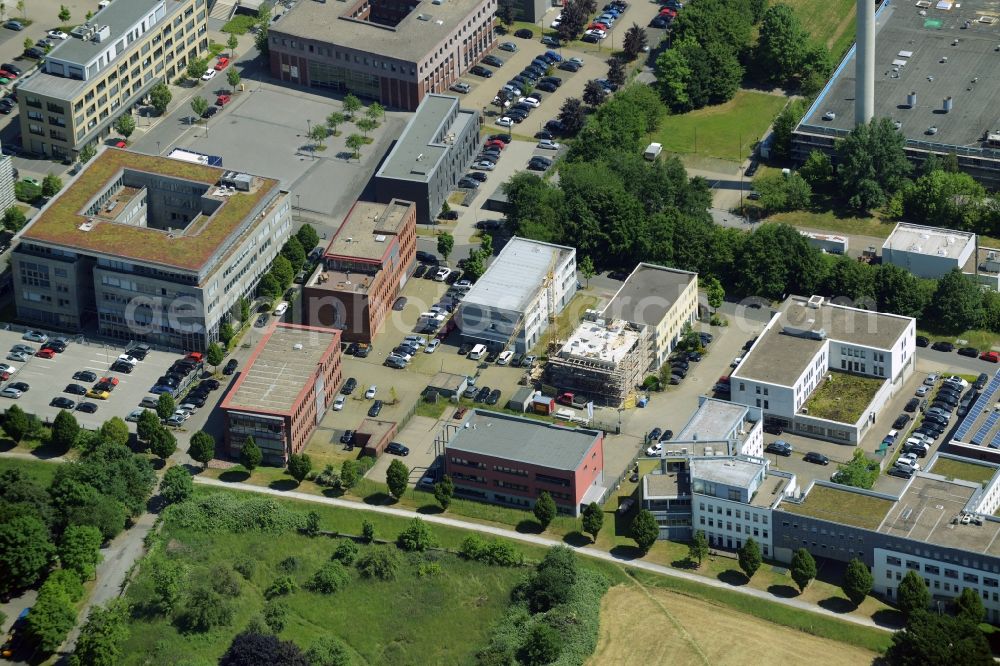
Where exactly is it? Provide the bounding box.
[194,476,889,632]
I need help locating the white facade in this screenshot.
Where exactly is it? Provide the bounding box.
[694,495,775,558]
[882,222,976,279]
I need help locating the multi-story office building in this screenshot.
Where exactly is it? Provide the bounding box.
[373,94,480,224]
[17,0,208,159]
[301,199,416,343]
[441,409,605,516]
[11,150,290,350]
[268,0,496,111]
[729,295,916,444]
[456,237,576,354]
[220,323,342,466]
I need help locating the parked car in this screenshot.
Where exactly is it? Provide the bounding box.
[450,81,471,93]
[892,413,911,429]
[470,65,493,77]
[223,358,238,375]
[958,346,979,358]
[76,402,98,413]
[931,341,954,352]
[499,41,518,52]
[904,397,920,413]
[482,55,504,67]
[514,28,533,38]
[981,351,1000,363]
[386,442,410,456]
[916,335,929,347]
[765,440,793,456]
[22,330,48,343]
[368,400,384,417]
[804,452,829,466]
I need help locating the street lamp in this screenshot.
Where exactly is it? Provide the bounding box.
[156,140,161,155]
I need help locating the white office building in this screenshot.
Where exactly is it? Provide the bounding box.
[882,222,976,279]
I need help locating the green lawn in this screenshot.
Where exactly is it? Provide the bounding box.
[930,458,998,486]
[803,372,884,424]
[781,485,893,530]
[783,0,857,56]
[769,209,894,239]
[0,456,60,485]
[652,91,789,163]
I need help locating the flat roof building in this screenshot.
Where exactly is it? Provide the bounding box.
[17,0,208,159]
[302,199,416,343]
[792,0,1000,187]
[268,0,496,111]
[882,222,977,279]
[456,237,576,354]
[373,94,480,224]
[442,409,605,516]
[11,149,290,350]
[221,323,342,466]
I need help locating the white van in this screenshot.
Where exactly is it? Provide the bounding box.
[468,344,487,360]
[273,301,289,317]
[418,312,437,323]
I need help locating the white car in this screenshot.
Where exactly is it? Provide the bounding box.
[645,442,663,456]
[202,69,217,81]
[472,160,496,171]
[550,18,561,28]
[537,139,560,150]
[22,330,48,344]
[0,363,19,376]
[495,116,514,127]
[450,82,471,93]
[403,336,426,347]
[332,395,345,411]
[5,351,28,362]
[497,350,514,365]
[116,353,138,366]
[47,30,68,40]
[585,28,607,38]
[518,96,540,108]
[502,84,522,96]
[434,267,452,282]
[365,385,378,399]
[425,339,440,353]
[0,387,22,399]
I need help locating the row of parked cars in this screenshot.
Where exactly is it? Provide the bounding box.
[919,336,1000,363]
[887,374,975,478]
[650,0,683,29]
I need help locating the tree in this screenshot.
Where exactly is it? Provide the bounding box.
[99,417,130,448]
[59,525,103,579]
[799,149,834,190]
[463,249,486,281]
[282,237,308,273]
[386,458,409,499]
[533,491,557,529]
[835,558,873,607]
[954,586,986,625]
[296,224,319,253]
[0,516,53,595]
[751,172,812,214]
[133,410,158,446]
[227,67,241,93]
[497,0,517,26]
[71,600,130,666]
[737,538,762,579]
[258,272,280,300]
[227,31,239,56]
[240,437,262,472]
[754,4,808,85]
[625,509,657,553]
[581,502,604,543]
[202,343,224,375]
[50,409,80,450]
[903,169,986,231]
[790,548,817,592]
[190,95,209,119]
[583,79,607,108]
[342,93,362,117]
[518,624,563,666]
[149,426,177,462]
[623,23,647,60]
[340,459,358,489]
[396,518,437,552]
[887,610,993,666]
[4,403,28,441]
[704,275,725,312]
[220,631,309,665]
[326,111,346,136]
[770,99,807,160]
[578,255,596,287]
[433,475,454,510]
[345,134,365,160]
[366,102,385,125]
[831,448,879,489]
[160,465,193,504]
[148,555,184,613]
[114,114,136,140]
[927,268,985,332]
[837,117,912,212]
[42,173,63,198]
[26,582,76,653]
[179,588,235,632]
[153,392,175,422]
[187,58,209,80]
[58,4,71,22]
[558,97,586,134]
[149,82,172,115]
[308,561,350,594]
[186,430,214,468]
[356,117,377,137]
[437,232,454,260]
[272,254,295,288]
[356,545,401,580]
[305,636,351,666]
[287,453,312,484]
[606,56,626,88]
[526,546,578,611]
[361,519,375,543]
[79,142,97,163]
[896,570,931,619]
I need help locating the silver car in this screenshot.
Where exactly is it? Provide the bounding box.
[0,387,22,398]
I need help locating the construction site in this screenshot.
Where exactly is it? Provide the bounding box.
[545,310,649,407]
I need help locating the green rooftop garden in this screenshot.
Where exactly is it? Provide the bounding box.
[803,371,884,424]
[931,458,998,486]
[781,484,893,530]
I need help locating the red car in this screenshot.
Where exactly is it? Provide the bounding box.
[214,57,229,71]
[0,69,18,79]
[216,94,231,106]
[186,351,204,362]
[659,7,676,16]
[35,348,55,359]
[484,139,505,150]
[589,22,610,30]
[114,140,127,148]
[99,376,120,387]
[981,351,999,363]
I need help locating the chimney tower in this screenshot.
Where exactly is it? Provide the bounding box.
[855,0,875,125]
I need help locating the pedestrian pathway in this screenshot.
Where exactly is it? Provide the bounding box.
[194,476,889,632]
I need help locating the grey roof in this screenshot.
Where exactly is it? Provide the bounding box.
[691,457,763,490]
[461,237,574,315]
[883,222,976,260]
[675,399,750,443]
[428,371,467,392]
[603,263,696,327]
[447,409,601,471]
[224,324,339,415]
[798,0,1000,154]
[376,95,475,183]
[272,0,490,63]
[325,200,411,261]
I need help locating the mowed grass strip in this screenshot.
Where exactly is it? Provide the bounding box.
[0,456,59,485]
[783,0,857,55]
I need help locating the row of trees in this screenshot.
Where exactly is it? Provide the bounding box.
[257,228,318,302]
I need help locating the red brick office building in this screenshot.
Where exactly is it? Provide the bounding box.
[443,410,606,516]
[302,199,416,343]
[220,323,342,466]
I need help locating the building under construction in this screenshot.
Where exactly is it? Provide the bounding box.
[546,311,648,407]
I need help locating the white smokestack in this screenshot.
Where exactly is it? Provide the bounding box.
[855,0,875,125]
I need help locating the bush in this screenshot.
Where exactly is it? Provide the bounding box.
[524,547,578,613]
[232,556,256,581]
[356,545,401,581]
[264,575,298,599]
[165,492,305,534]
[262,600,288,633]
[14,180,41,203]
[314,464,340,488]
[210,565,242,597]
[332,539,359,565]
[278,556,301,573]
[177,589,234,633]
[309,561,351,594]
[518,623,563,665]
[459,534,524,567]
[417,562,442,577]
[396,518,437,552]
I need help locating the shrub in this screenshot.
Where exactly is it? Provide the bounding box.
[459,534,523,567]
[314,464,340,488]
[177,589,234,633]
[165,493,304,534]
[211,565,242,598]
[309,561,351,594]
[262,600,288,633]
[460,534,487,560]
[332,539,359,565]
[278,556,301,573]
[417,562,442,577]
[264,575,298,599]
[356,545,401,581]
[233,556,256,581]
[396,518,437,552]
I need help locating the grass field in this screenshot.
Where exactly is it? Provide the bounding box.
[931,458,998,486]
[653,91,789,163]
[783,0,857,57]
[804,372,884,423]
[589,584,880,665]
[0,456,59,485]
[769,209,893,239]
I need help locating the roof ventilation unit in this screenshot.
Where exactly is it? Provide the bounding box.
[943,96,953,112]
[906,91,917,107]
